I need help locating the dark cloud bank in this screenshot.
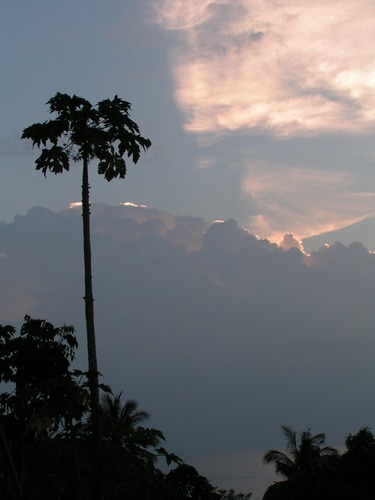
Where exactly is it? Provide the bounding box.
[1,203,375,494]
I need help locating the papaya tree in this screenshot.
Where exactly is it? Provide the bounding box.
[21,93,151,436]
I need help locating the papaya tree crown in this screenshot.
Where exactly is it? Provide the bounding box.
[22,92,151,181]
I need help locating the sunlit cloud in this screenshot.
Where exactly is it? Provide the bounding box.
[69,202,82,209]
[153,0,375,137]
[278,233,304,253]
[120,202,148,208]
[242,163,375,241]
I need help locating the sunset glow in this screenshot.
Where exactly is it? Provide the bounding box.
[3,3,375,497]
[242,162,375,241]
[154,0,375,137]
[120,202,148,208]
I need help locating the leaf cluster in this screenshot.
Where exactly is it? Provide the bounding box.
[21,92,151,181]
[165,464,221,500]
[263,426,338,481]
[263,426,375,499]
[0,316,88,437]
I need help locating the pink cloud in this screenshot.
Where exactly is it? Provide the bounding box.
[242,163,375,241]
[278,233,305,252]
[153,0,375,137]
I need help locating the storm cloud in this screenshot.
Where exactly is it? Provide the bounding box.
[1,203,375,496]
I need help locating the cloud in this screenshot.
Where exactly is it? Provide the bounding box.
[302,216,375,253]
[241,162,375,241]
[278,233,304,252]
[153,0,375,137]
[307,240,371,270]
[2,203,375,495]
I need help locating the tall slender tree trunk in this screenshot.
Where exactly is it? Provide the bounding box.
[81,155,102,499]
[0,421,23,499]
[81,155,100,415]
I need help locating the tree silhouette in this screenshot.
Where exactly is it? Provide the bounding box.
[338,427,375,499]
[165,464,220,499]
[1,318,252,499]
[100,391,166,464]
[99,392,174,499]
[101,392,150,446]
[263,426,338,499]
[0,316,87,436]
[0,316,88,499]
[21,93,151,440]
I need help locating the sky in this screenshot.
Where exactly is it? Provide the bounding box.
[1,0,375,243]
[1,1,375,498]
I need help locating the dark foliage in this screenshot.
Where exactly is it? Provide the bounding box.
[263,426,375,499]
[0,317,250,499]
[22,95,152,500]
[0,316,88,499]
[21,93,151,181]
[335,427,375,499]
[0,316,87,438]
[165,464,220,499]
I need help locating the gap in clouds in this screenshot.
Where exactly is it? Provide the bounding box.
[243,162,375,242]
[187,131,375,242]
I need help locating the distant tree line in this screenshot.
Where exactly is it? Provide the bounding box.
[2,317,374,499]
[0,316,251,499]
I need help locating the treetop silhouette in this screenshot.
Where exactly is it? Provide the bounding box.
[22,92,151,499]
